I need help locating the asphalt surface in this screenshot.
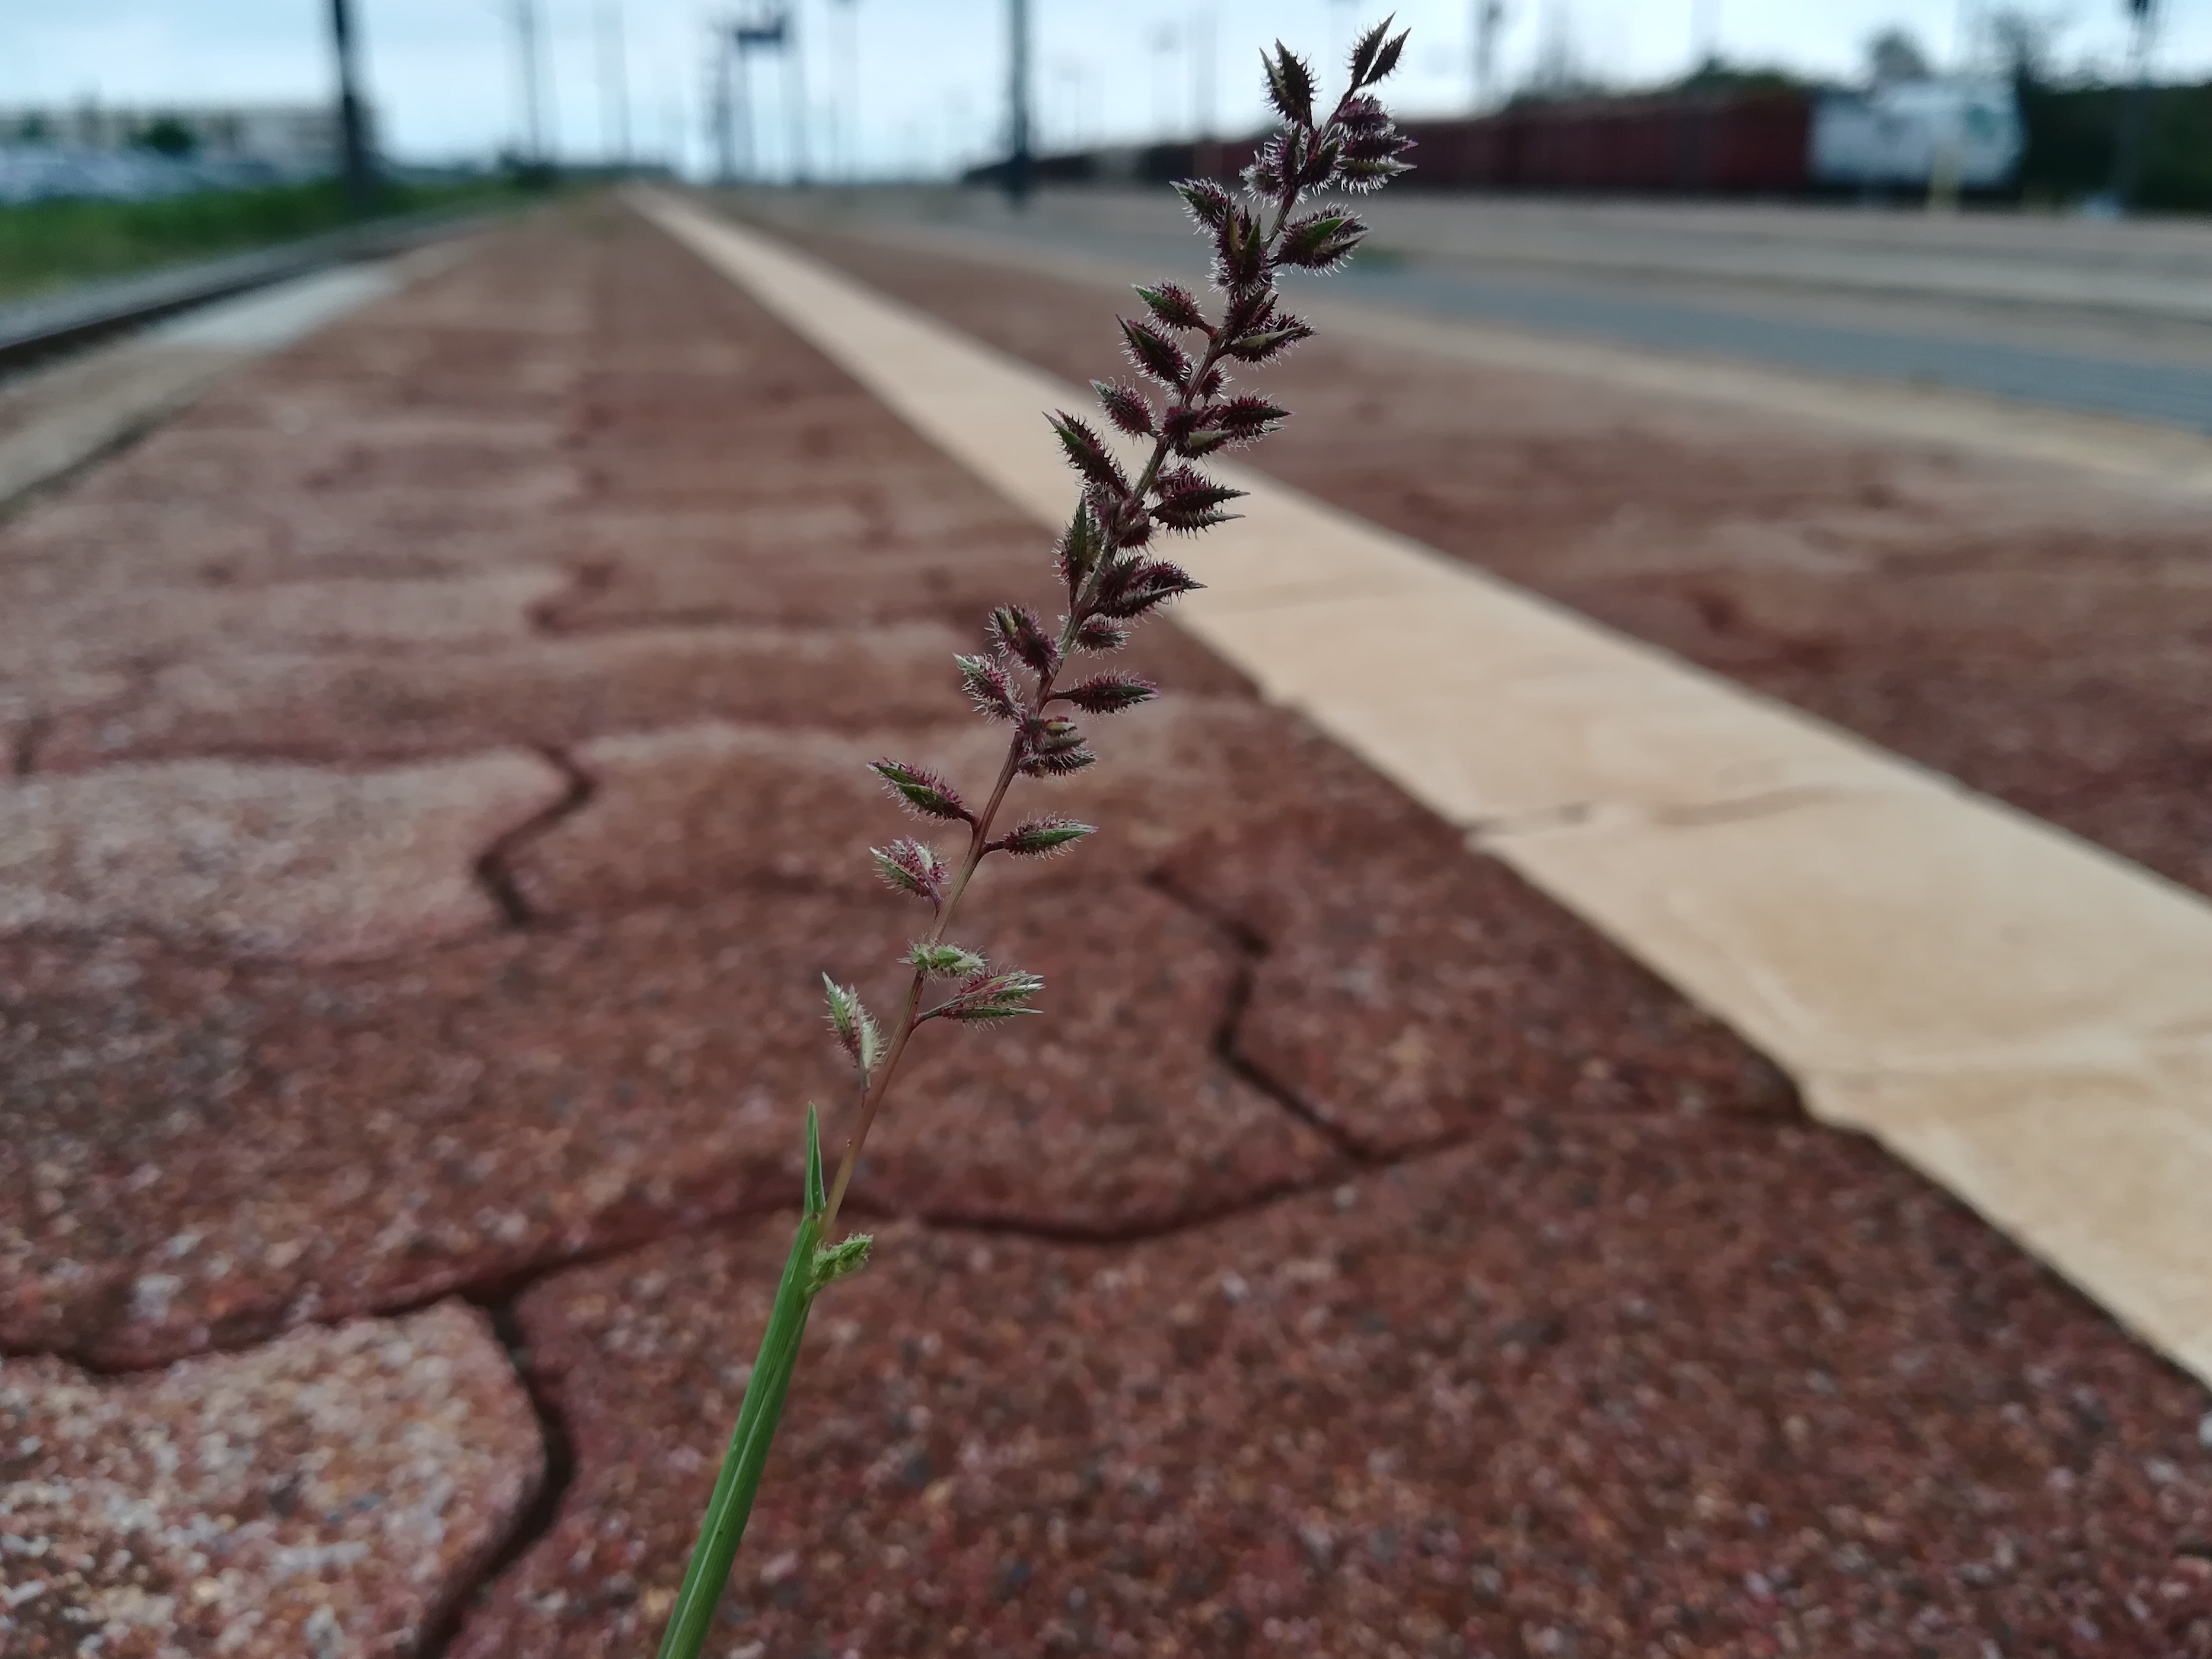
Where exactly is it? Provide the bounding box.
[746,186,2212,435]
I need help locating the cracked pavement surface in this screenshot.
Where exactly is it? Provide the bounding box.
[2,198,2207,1657]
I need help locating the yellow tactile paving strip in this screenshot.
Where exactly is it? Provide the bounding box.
[639,189,2212,1388]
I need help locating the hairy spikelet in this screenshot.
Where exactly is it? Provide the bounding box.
[1092,379,1156,438]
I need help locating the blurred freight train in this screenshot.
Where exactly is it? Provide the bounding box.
[977,80,2025,199]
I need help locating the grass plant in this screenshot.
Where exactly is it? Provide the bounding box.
[0,176,520,304]
[655,24,1414,1656]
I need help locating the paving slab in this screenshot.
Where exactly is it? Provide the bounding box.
[0,750,566,960]
[10,190,2212,1656]
[34,623,971,769]
[780,214,2212,901]
[0,260,419,512]
[0,879,1345,1368]
[1158,756,1796,1155]
[0,1302,543,1658]
[515,699,1324,915]
[452,1145,2212,1658]
[651,193,2212,1391]
[1,205,1404,1371]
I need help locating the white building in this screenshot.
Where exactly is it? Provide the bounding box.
[1810,79,2023,192]
[0,104,361,174]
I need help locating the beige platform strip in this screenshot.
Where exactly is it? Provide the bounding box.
[638,189,2212,1386]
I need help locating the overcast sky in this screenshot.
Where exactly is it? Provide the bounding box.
[5,1,2206,175]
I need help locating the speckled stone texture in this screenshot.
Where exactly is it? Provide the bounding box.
[513,698,1324,915]
[0,751,567,959]
[455,1134,2212,1658]
[36,623,974,769]
[1,1303,543,1658]
[1157,727,1797,1154]
[9,192,2211,1659]
[784,225,2212,904]
[0,880,1337,1367]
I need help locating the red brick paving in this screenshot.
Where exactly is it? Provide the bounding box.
[458,1136,2212,1659]
[2,199,2207,1655]
[1,1304,541,1658]
[783,224,2212,904]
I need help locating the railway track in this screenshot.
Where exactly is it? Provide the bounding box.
[0,198,512,378]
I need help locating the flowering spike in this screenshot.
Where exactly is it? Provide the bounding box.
[808,1232,873,1292]
[1336,153,1414,193]
[870,758,969,822]
[1056,499,1107,594]
[1262,43,1317,128]
[926,967,1047,1025]
[1209,396,1291,442]
[1133,282,1209,333]
[1173,177,1234,230]
[989,604,1061,676]
[1016,714,1097,777]
[1297,135,1346,192]
[871,838,947,905]
[1047,411,1130,492]
[1072,616,1130,653]
[1213,206,1268,290]
[1092,379,1156,439]
[1339,92,1389,132]
[955,652,1023,722]
[995,817,1097,858]
[1062,673,1158,715]
[1221,315,1315,364]
[1176,428,1234,458]
[1349,17,1408,88]
[1093,558,1204,617]
[1118,317,1193,391]
[823,975,882,1076]
[1278,211,1366,270]
[1243,136,1287,200]
[1151,466,1245,533]
[906,941,987,977]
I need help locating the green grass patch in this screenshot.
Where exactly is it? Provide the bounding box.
[0,176,522,305]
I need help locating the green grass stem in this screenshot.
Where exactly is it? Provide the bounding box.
[654,1107,834,1659]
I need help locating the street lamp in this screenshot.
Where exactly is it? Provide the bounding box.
[327,0,377,209]
[1005,0,1033,206]
[2110,0,2159,212]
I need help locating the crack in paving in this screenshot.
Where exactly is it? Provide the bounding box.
[1465,782,1909,851]
[1143,866,1372,1168]
[474,746,595,928]
[528,558,616,636]
[413,1294,581,1659]
[11,714,46,776]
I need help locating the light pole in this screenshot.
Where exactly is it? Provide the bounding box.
[1190,2,1216,141]
[833,0,860,180]
[1005,0,1033,206]
[514,0,552,167]
[1150,24,1181,140]
[328,0,377,210]
[1473,0,1505,111]
[2110,0,2159,212]
[1690,0,1719,70]
[598,1,632,167]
